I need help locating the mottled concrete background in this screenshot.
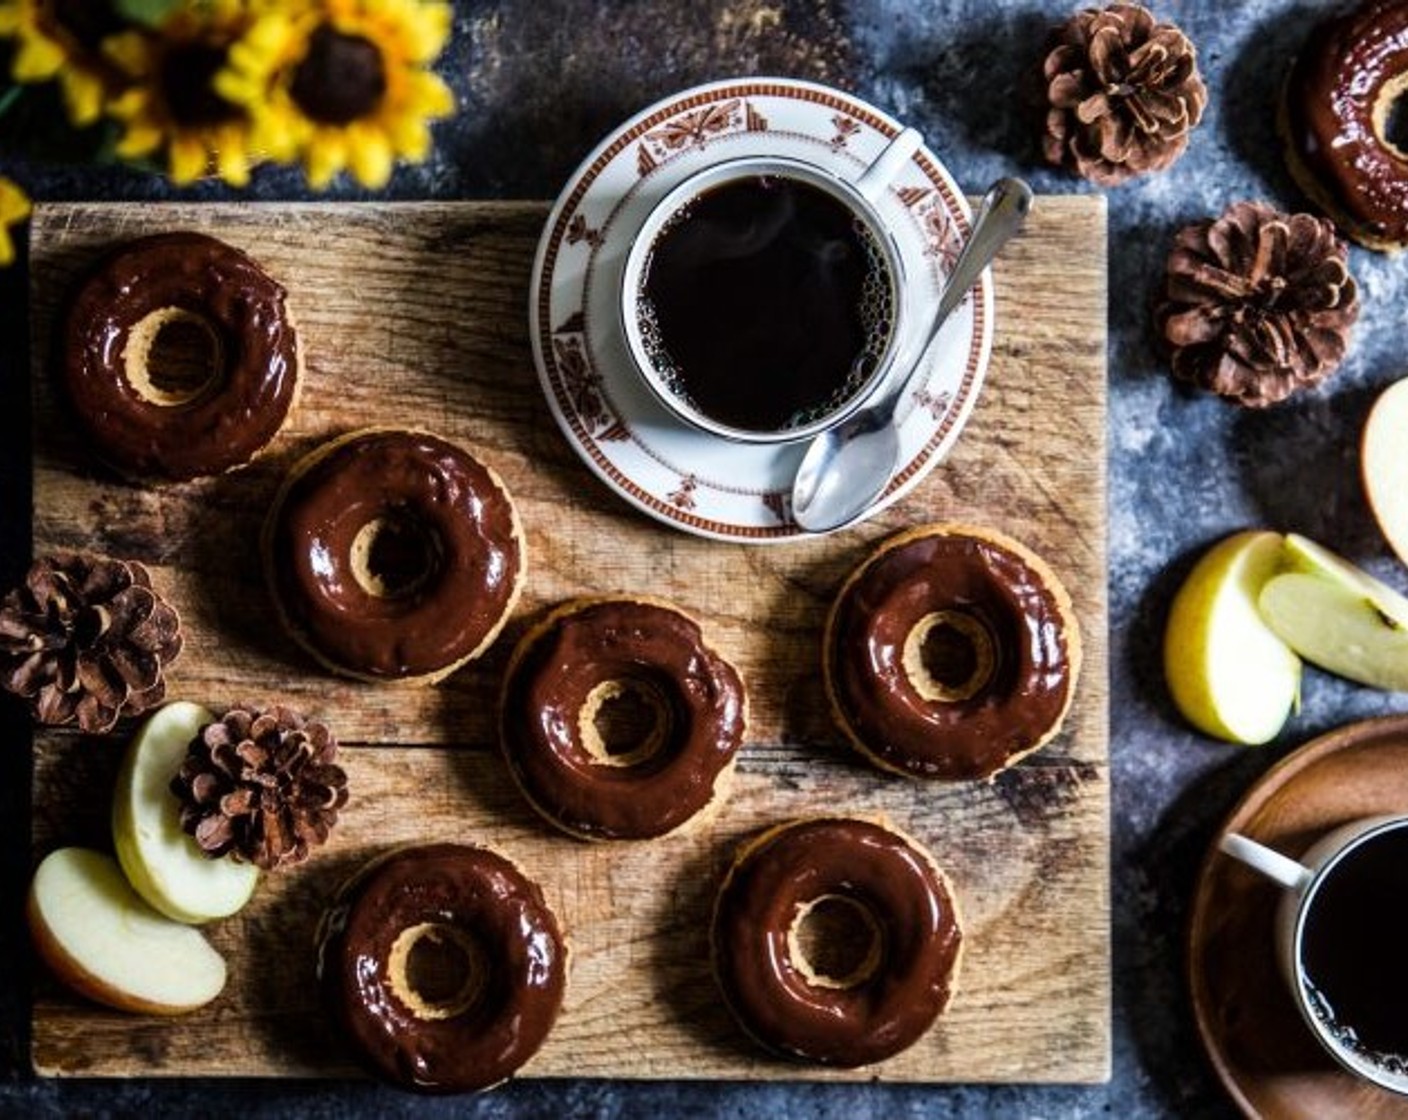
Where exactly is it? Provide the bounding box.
[2,1,1405,1116]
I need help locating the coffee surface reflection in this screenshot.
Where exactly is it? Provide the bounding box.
[637,175,894,433]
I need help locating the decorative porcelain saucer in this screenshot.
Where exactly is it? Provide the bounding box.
[529,77,993,542]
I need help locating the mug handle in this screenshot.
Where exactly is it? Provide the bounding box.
[1220,832,1314,891]
[855,127,924,205]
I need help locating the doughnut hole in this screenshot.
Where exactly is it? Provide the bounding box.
[386,922,489,1022]
[578,679,671,768]
[1376,72,1408,160]
[349,511,443,600]
[786,894,885,990]
[902,609,997,703]
[124,308,225,407]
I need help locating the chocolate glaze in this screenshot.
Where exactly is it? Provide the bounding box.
[317,843,567,1093]
[1285,0,1408,245]
[500,599,746,840]
[61,232,299,480]
[827,528,1075,781]
[711,817,962,1067]
[266,430,522,680]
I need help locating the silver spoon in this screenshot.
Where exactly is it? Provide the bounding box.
[790,177,1034,533]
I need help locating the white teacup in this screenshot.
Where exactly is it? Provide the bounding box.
[619,129,922,444]
[1221,815,1408,1095]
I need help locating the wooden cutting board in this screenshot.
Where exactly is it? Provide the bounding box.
[27,198,1109,1082]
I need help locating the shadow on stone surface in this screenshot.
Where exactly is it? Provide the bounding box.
[1120,744,1279,1119]
[1219,2,1324,213]
[449,0,856,197]
[1231,379,1384,562]
[891,5,1056,171]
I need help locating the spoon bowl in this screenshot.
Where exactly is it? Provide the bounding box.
[790,177,1033,533]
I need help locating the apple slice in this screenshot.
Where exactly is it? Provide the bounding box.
[1259,535,1408,691]
[1363,377,1408,568]
[1281,533,1408,619]
[28,847,226,1014]
[1164,530,1302,744]
[113,701,259,924]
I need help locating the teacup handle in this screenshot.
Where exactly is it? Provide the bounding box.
[1220,832,1314,891]
[855,127,924,205]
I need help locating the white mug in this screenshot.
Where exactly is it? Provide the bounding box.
[619,129,922,444]
[1221,816,1408,1095]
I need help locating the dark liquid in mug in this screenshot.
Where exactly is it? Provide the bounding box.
[1301,825,1408,1072]
[638,175,893,433]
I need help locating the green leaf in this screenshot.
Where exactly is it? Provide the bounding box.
[114,0,184,28]
[0,84,21,121]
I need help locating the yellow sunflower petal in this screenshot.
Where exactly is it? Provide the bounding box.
[60,70,105,127]
[103,32,151,77]
[115,122,164,159]
[347,125,393,187]
[0,6,23,35]
[168,136,210,184]
[13,34,64,81]
[220,14,296,95]
[408,70,454,118]
[387,115,430,160]
[106,87,148,123]
[214,128,251,186]
[0,226,15,267]
[304,133,348,189]
[0,177,30,223]
[401,2,452,62]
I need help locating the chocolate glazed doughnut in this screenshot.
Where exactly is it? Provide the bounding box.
[1281,0,1408,250]
[711,817,963,1066]
[264,428,525,683]
[61,232,301,480]
[317,844,567,1093]
[825,524,1081,781]
[499,597,746,840]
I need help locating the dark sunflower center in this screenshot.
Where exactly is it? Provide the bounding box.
[161,43,242,128]
[44,0,126,54]
[290,25,386,125]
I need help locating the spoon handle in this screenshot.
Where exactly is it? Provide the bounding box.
[934,177,1033,328]
[872,178,1032,418]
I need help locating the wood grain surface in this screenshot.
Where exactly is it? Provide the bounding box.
[28,199,1109,1082]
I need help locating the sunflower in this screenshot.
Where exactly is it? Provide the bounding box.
[104,0,260,186]
[217,0,454,189]
[0,0,129,126]
[0,176,31,266]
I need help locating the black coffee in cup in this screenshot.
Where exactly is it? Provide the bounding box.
[636,175,894,434]
[1301,825,1408,1073]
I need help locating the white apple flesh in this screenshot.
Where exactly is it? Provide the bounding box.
[113,701,259,924]
[1281,533,1408,619]
[1363,377,1408,568]
[1163,530,1301,744]
[1259,536,1408,692]
[28,847,227,1015]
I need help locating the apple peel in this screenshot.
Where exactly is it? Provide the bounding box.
[1164,530,1302,745]
[1363,377,1408,569]
[1260,535,1408,692]
[28,847,227,1015]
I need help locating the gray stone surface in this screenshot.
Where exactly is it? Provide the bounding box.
[3,1,1406,1115]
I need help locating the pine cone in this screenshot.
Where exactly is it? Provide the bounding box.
[1157,201,1359,408]
[0,554,182,733]
[1042,3,1207,185]
[172,704,349,871]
